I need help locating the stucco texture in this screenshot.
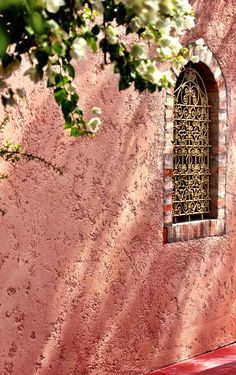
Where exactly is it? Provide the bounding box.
[0,1,236,374]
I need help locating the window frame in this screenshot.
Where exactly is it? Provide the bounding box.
[163,46,227,243]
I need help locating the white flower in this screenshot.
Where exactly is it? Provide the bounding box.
[86,117,101,133]
[137,60,147,75]
[190,55,200,63]
[142,1,159,24]
[185,15,195,29]
[156,18,171,35]
[159,0,175,15]
[159,36,182,55]
[65,82,77,94]
[105,26,118,45]
[70,37,87,59]
[160,46,172,59]
[92,107,102,115]
[131,43,147,59]
[168,37,182,55]
[45,0,65,13]
[161,71,174,86]
[195,38,204,47]
[175,55,188,68]
[129,17,142,32]
[137,60,162,84]
[45,19,60,31]
[177,0,192,13]
[147,65,162,84]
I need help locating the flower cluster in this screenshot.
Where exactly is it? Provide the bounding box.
[0,0,199,137]
[115,0,194,36]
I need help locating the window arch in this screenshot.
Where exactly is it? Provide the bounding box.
[163,47,227,243]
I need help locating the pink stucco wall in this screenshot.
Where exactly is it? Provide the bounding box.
[0,1,236,374]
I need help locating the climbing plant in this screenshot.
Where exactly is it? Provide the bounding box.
[0,0,205,137]
[0,1,206,213]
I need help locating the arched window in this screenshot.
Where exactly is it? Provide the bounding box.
[173,64,210,223]
[163,48,227,243]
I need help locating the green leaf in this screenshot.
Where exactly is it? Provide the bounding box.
[35,49,48,67]
[64,119,73,129]
[126,26,132,35]
[107,43,120,61]
[114,63,120,74]
[55,75,70,88]
[61,99,73,117]
[25,25,35,36]
[54,88,67,105]
[84,32,98,52]
[0,0,26,10]
[147,82,156,93]
[116,4,127,25]
[99,38,109,53]
[87,37,97,52]
[53,72,63,85]
[75,107,83,117]
[0,27,9,58]
[62,96,78,114]
[138,27,146,35]
[71,127,86,137]
[104,6,114,22]
[134,78,147,91]
[15,37,34,53]
[30,11,45,34]
[65,63,75,79]
[71,93,79,107]
[91,24,100,35]
[70,127,79,136]
[119,76,131,91]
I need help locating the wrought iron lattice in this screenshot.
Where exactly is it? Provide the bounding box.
[173,65,211,222]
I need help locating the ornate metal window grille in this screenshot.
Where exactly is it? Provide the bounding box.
[173,66,211,223]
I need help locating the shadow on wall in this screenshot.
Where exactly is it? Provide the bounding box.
[0,17,236,374]
[0,54,166,375]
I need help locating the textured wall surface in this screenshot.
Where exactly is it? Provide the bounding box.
[0,1,236,374]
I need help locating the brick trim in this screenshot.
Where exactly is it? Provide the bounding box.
[163,46,227,243]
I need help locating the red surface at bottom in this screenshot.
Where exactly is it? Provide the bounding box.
[148,344,236,375]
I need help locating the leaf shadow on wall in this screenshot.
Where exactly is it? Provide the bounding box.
[0,63,166,375]
[0,46,235,375]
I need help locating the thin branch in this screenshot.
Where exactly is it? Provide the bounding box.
[0,149,63,175]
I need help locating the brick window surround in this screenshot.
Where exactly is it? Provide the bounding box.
[163,46,227,243]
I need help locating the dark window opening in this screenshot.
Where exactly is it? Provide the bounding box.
[173,62,218,224]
